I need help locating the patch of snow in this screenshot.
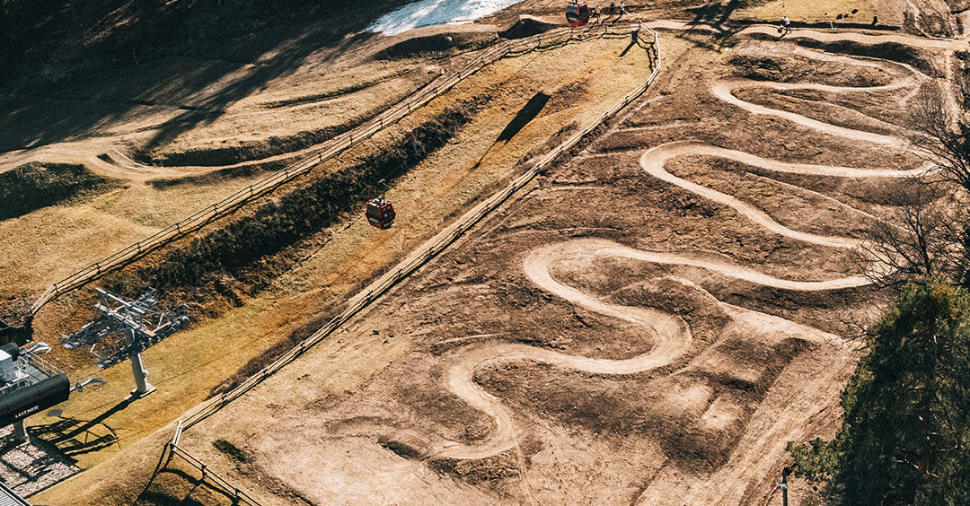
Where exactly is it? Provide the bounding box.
[369,0,526,36]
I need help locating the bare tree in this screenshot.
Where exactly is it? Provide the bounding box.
[911,86,970,193]
[856,86,970,288]
[855,185,970,288]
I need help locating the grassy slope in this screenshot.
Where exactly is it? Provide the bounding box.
[0,162,117,220]
[31,34,656,505]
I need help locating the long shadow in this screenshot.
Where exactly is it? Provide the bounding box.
[471,92,550,171]
[0,1,411,156]
[27,397,132,456]
[497,93,551,143]
[681,0,742,32]
[138,467,242,506]
[619,39,638,57]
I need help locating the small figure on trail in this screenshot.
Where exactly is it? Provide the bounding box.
[779,15,791,35]
[609,1,616,16]
[619,1,628,15]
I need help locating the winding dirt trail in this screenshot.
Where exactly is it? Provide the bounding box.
[432,239,867,460]
[645,20,970,51]
[638,141,924,249]
[411,26,939,502]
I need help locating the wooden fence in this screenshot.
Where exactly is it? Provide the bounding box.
[161,421,260,506]
[163,23,661,505]
[29,21,640,316]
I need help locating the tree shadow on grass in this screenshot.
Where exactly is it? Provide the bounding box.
[676,0,746,51]
[0,1,411,156]
[471,91,550,171]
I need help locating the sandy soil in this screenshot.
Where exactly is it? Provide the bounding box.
[11,0,968,503]
[25,28,658,504]
[130,21,964,506]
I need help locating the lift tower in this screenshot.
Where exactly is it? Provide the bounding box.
[62,288,189,398]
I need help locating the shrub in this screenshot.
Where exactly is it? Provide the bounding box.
[131,100,482,292]
[790,280,970,505]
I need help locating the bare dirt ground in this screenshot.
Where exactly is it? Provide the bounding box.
[104,19,969,506]
[20,24,657,503]
[10,0,969,504]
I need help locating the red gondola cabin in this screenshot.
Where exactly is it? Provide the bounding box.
[366,196,396,229]
[565,1,590,27]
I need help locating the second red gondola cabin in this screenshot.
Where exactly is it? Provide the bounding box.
[565,1,590,27]
[366,196,396,230]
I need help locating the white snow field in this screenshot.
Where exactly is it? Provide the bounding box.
[368,0,525,35]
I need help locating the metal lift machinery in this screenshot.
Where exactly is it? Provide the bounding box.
[62,288,189,398]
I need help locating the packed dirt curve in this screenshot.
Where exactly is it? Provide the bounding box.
[113,17,970,506]
[11,0,970,501]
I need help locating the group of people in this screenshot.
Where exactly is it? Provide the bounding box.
[607,1,629,16]
[573,1,793,35]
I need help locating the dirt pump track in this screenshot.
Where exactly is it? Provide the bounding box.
[326,23,961,505]
[73,20,966,506]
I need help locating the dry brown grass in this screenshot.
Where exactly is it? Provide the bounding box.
[29,32,658,505]
[127,27,941,505]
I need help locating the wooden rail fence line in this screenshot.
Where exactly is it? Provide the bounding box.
[161,24,661,505]
[29,21,635,317]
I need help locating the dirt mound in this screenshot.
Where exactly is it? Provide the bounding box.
[377,434,430,460]
[0,162,118,220]
[498,16,557,39]
[147,160,286,189]
[136,123,354,167]
[374,32,497,60]
[729,53,893,87]
[754,36,945,78]
[429,450,521,487]
[611,277,730,344]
